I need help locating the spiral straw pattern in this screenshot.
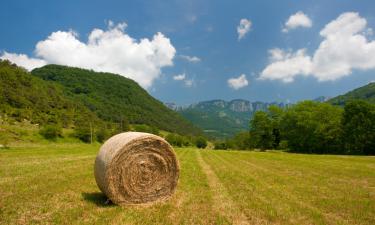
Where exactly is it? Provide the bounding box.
[94,132,179,205]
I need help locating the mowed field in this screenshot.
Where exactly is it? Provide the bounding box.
[1,144,375,225]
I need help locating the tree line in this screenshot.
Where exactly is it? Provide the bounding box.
[215,100,375,155]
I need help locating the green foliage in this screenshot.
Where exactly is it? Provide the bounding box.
[0,60,99,127]
[96,126,110,143]
[31,65,202,136]
[195,136,207,149]
[132,124,160,135]
[118,117,130,132]
[341,100,375,155]
[328,82,375,105]
[250,111,273,150]
[281,101,343,154]
[165,133,193,147]
[74,126,93,143]
[39,125,62,140]
[214,141,228,150]
[224,131,255,150]
[268,105,283,149]
[166,133,183,147]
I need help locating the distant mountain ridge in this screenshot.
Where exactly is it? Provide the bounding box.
[172,99,291,138]
[170,82,375,139]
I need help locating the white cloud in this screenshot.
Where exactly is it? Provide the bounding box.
[172,72,194,87]
[184,79,194,87]
[228,74,249,90]
[282,11,312,33]
[0,52,47,71]
[260,12,375,82]
[259,48,312,83]
[0,21,176,89]
[173,73,186,80]
[180,55,201,63]
[237,18,252,40]
[312,12,375,81]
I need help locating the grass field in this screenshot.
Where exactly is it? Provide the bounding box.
[1,144,374,225]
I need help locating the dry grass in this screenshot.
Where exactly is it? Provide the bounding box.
[1,144,374,224]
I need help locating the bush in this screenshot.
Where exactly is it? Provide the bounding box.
[39,125,62,140]
[278,140,288,150]
[74,126,93,143]
[214,142,228,150]
[96,127,110,143]
[195,136,207,149]
[165,133,194,147]
[166,133,183,147]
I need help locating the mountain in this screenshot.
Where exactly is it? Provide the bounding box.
[312,96,331,102]
[328,82,375,105]
[31,64,201,136]
[0,60,97,126]
[177,99,289,139]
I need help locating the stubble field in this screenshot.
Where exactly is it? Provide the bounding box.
[0,144,374,224]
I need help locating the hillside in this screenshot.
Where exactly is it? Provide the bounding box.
[0,60,97,126]
[31,65,201,136]
[177,99,289,139]
[328,82,375,105]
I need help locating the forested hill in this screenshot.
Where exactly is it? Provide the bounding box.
[31,64,201,136]
[0,60,98,126]
[328,82,375,105]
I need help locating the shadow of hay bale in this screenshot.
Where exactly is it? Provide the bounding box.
[81,192,115,207]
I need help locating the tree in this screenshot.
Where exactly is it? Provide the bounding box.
[268,105,284,149]
[39,124,62,140]
[195,136,207,149]
[250,111,273,150]
[280,101,343,154]
[96,126,110,143]
[166,133,183,147]
[214,141,228,150]
[342,100,375,155]
[231,131,254,150]
[119,117,130,132]
[74,117,96,143]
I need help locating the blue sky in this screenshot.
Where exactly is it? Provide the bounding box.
[1,0,375,105]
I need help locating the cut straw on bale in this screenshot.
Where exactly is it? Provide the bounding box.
[94,132,179,205]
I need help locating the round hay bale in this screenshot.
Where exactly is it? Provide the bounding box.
[94,132,179,205]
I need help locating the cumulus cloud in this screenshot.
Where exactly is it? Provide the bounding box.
[228,74,249,90]
[180,55,201,63]
[259,48,312,82]
[260,12,375,82]
[237,18,252,40]
[0,21,176,88]
[173,73,186,80]
[312,12,375,81]
[282,11,312,32]
[0,52,47,70]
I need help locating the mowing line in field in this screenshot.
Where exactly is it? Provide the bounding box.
[209,151,360,225]
[196,150,254,225]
